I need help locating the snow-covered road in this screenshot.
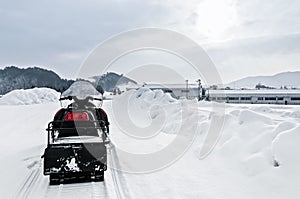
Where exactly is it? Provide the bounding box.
[0,102,131,199]
[12,143,128,199]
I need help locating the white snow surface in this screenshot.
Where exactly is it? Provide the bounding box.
[0,88,60,105]
[0,87,300,198]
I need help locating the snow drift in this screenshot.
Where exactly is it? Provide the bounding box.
[112,87,182,134]
[0,87,60,105]
[110,89,300,199]
[273,125,300,169]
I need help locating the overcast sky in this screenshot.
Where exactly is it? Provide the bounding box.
[0,0,299,84]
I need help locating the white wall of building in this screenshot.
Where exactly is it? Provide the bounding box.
[208,90,300,105]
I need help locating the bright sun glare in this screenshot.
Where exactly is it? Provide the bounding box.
[196,0,238,41]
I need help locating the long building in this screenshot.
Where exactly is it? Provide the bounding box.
[207,89,300,105]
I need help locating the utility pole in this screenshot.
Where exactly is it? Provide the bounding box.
[196,79,202,101]
[207,88,210,101]
[186,80,189,99]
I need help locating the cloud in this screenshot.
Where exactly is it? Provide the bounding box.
[235,0,300,37]
[0,0,299,82]
[0,0,175,78]
[206,33,300,83]
[207,33,300,57]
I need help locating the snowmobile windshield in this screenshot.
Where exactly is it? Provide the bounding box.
[60,81,103,108]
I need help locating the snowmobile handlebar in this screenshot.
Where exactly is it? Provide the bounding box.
[59,96,73,101]
[59,96,102,101]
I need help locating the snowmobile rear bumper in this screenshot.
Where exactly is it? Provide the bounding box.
[43,142,107,175]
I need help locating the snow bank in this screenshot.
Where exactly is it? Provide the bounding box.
[103,91,114,100]
[287,110,300,118]
[110,88,202,157]
[238,109,273,125]
[111,95,300,198]
[272,125,300,169]
[112,99,300,199]
[113,87,198,135]
[0,88,60,105]
[134,87,177,104]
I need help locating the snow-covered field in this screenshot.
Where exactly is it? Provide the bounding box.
[0,88,299,199]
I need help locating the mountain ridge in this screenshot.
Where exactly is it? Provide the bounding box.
[0,66,74,95]
[91,72,137,92]
[0,66,137,95]
[227,71,300,89]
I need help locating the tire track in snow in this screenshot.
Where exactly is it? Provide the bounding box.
[108,143,131,199]
[45,180,112,199]
[13,144,130,199]
[14,160,42,199]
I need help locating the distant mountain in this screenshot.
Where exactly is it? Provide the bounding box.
[92,72,137,92]
[227,71,300,89]
[0,66,74,95]
[0,66,137,95]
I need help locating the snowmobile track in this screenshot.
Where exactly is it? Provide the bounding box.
[13,144,130,199]
[108,143,130,199]
[14,160,42,199]
[48,145,130,199]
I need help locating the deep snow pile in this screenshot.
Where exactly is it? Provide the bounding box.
[113,87,180,134]
[0,87,60,105]
[110,88,201,158]
[273,125,300,169]
[109,88,300,199]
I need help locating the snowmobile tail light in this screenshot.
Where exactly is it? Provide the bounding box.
[64,112,89,121]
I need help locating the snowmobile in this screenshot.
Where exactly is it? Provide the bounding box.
[42,81,110,185]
